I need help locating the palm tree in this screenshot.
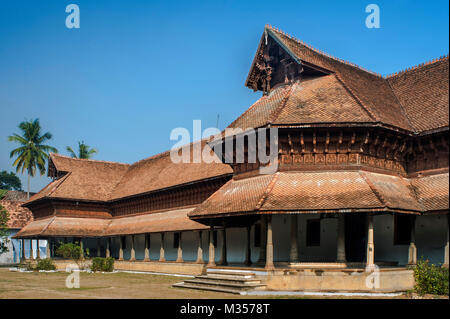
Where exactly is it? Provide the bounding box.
[8,119,58,199]
[66,141,97,159]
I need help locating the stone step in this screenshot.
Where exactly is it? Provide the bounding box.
[172,282,243,295]
[183,279,264,290]
[206,270,256,278]
[195,275,261,284]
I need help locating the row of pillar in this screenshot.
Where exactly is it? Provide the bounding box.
[21,213,449,268]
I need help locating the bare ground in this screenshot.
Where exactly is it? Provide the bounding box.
[0,268,446,299]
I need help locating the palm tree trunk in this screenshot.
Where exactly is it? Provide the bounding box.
[27,173,30,200]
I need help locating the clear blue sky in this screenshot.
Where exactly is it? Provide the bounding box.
[0,0,448,192]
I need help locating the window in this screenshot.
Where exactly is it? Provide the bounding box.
[394,215,411,245]
[306,219,320,246]
[254,224,261,247]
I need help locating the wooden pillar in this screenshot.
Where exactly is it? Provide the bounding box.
[176,232,183,263]
[289,215,299,264]
[258,216,267,263]
[97,238,101,257]
[130,235,136,261]
[159,233,166,262]
[207,227,216,267]
[444,214,449,268]
[218,227,227,265]
[407,215,417,266]
[265,215,274,270]
[337,215,346,263]
[195,231,204,264]
[21,239,26,261]
[244,226,251,266]
[144,234,150,262]
[118,236,124,261]
[105,238,111,258]
[366,214,374,267]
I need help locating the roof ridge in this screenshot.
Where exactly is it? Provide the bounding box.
[268,82,297,124]
[50,153,130,166]
[255,173,280,211]
[384,54,449,78]
[333,73,378,122]
[358,171,389,208]
[265,25,384,78]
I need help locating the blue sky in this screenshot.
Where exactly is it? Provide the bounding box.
[0,0,448,192]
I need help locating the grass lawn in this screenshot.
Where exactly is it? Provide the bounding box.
[0,268,446,299]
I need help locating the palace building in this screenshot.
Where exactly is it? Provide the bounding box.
[14,26,449,293]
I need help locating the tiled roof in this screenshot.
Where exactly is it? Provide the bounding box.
[410,172,449,212]
[239,25,449,133]
[387,56,449,133]
[0,191,33,229]
[13,216,111,238]
[25,141,232,205]
[110,140,232,200]
[14,207,209,238]
[189,170,445,218]
[106,208,209,236]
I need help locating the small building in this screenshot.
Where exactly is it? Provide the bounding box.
[0,191,47,264]
[14,26,448,292]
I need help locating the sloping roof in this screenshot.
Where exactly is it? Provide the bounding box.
[0,191,33,229]
[387,56,449,133]
[13,216,112,238]
[25,141,232,205]
[109,140,232,200]
[14,208,209,238]
[410,172,449,212]
[25,154,130,203]
[240,25,449,133]
[107,208,209,236]
[189,171,431,218]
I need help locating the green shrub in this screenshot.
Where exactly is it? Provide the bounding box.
[36,258,56,271]
[414,259,449,296]
[55,242,83,260]
[91,257,114,272]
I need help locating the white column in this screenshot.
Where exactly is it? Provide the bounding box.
[366,214,374,267]
[337,215,346,262]
[265,215,274,270]
[407,215,417,266]
[176,232,183,263]
[144,234,150,262]
[105,238,111,258]
[195,231,204,264]
[444,214,449,268]
[118,236,124,261]
[207,227,216,267]
[46,239,51,259]
[159,233,166,262]
[289,215,299,264]
[130,235,136,261]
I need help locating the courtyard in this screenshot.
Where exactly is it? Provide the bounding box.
[0,268,446,299]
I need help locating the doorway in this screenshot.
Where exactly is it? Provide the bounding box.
[345,214,367,262]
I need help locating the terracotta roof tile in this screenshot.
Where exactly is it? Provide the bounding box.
[1,198,33,229]
[106,208,209,236]
[387,56,449,133]
[190,171,429,218]
[410,172,449,212]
